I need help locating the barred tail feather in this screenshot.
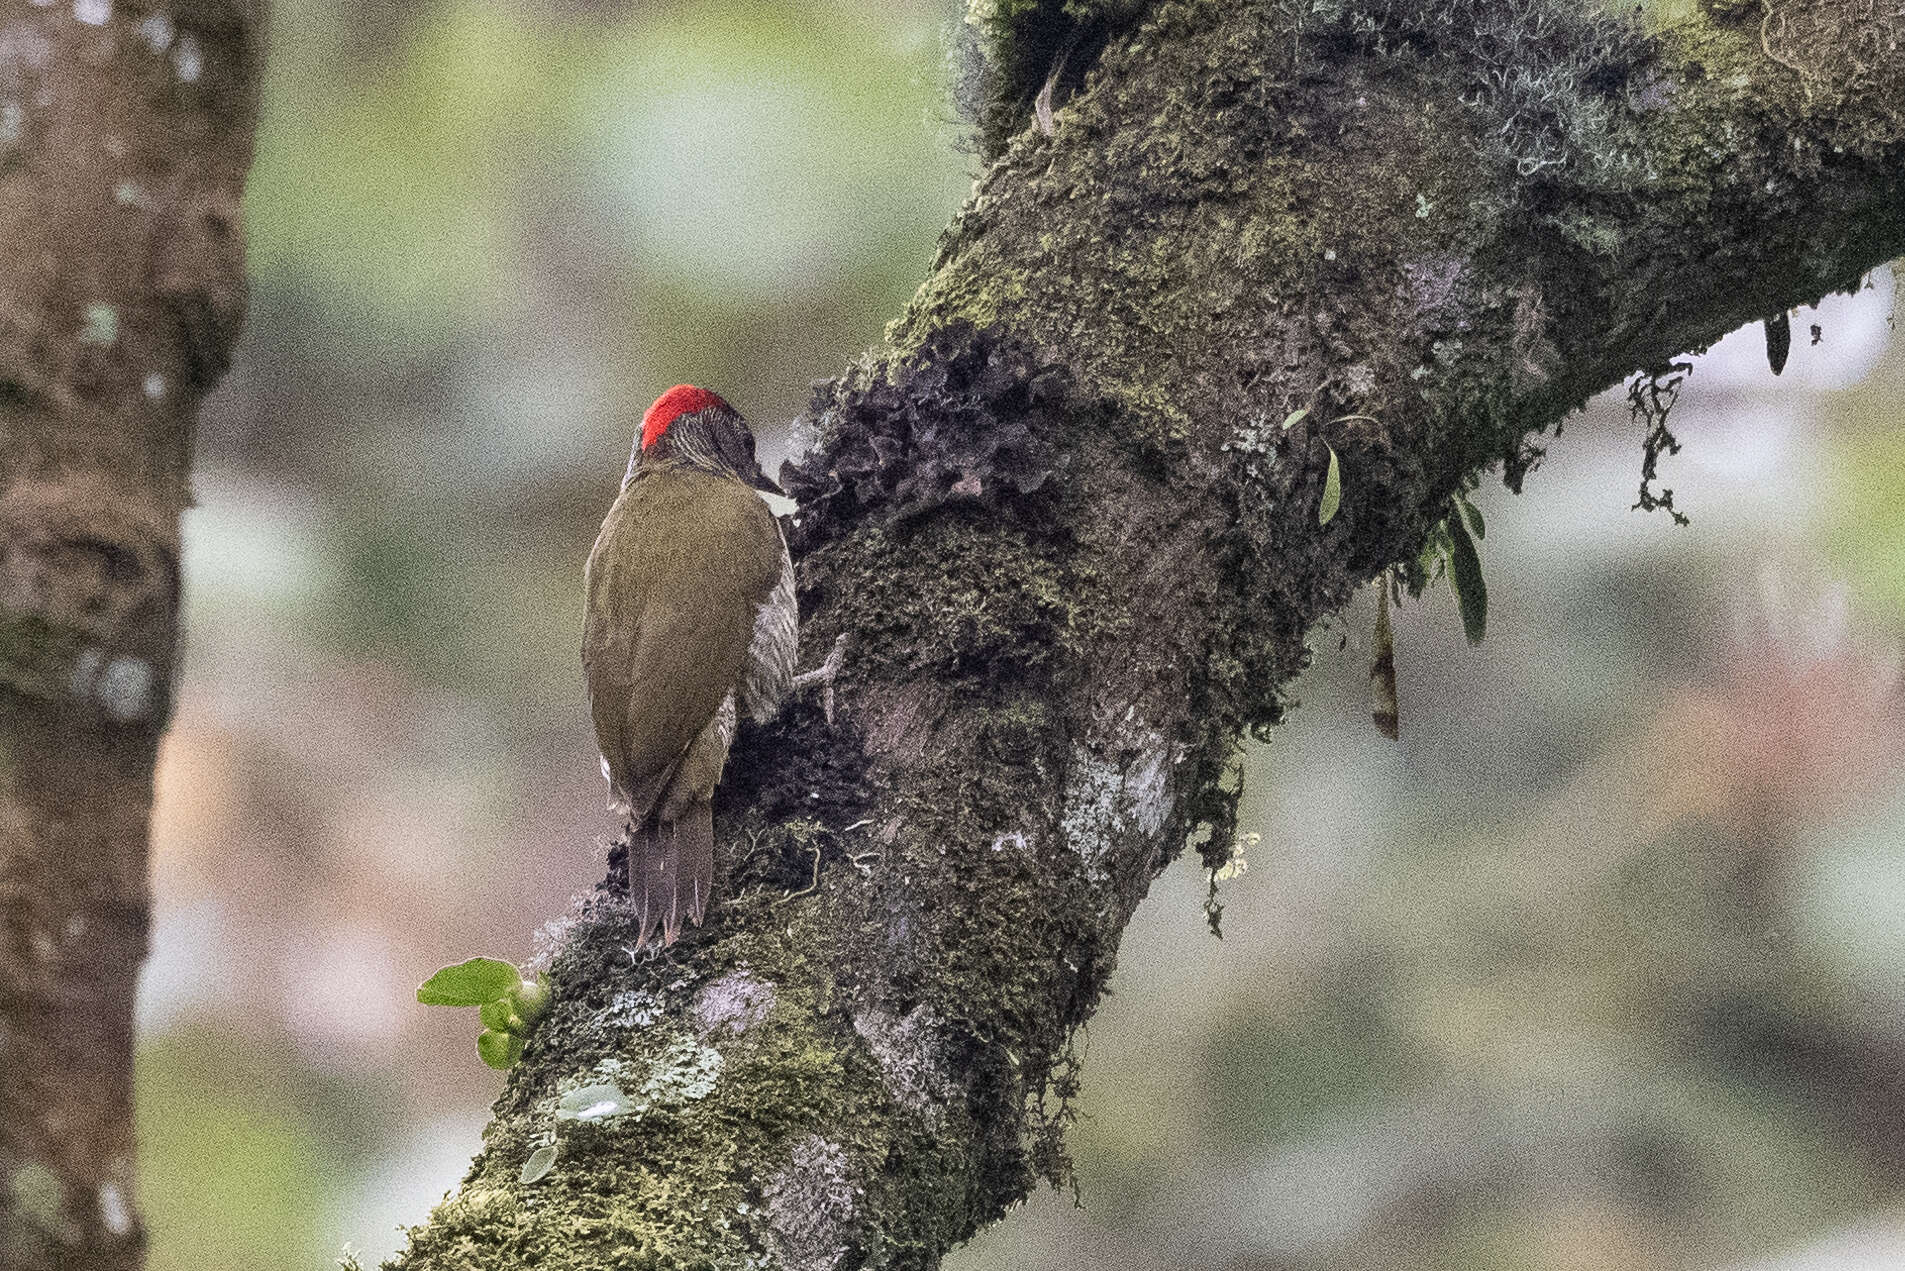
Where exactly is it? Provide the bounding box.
[628,820,668,949]
[629,803,715,949]
[679,801,713,928]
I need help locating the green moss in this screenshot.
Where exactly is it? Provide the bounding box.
[0,613,82,702]
[889,256,1025,350]
[812,518,1085,683]
[6,1163,75,1246]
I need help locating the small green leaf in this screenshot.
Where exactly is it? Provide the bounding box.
[418,957,520,1006]
[1318,444,1342,526]
[1415,521,1450,581]
[477,1029,525,1071]
[1280,407,1309,431]
[1456,493,1485,541]
[480,998,524,1034]
[1765,310,1791,375]
[510,973,553,1026]
[1445,510,1488,644]
[520,1145,557,1185]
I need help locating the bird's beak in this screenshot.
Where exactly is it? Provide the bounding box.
[749,466,785,497]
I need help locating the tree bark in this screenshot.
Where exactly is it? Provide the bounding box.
[0,2,261,1266]
[391,3,1905,1268]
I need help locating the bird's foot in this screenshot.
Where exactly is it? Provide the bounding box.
[792,633,849,725]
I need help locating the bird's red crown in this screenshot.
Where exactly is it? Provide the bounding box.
[642,385,729,451]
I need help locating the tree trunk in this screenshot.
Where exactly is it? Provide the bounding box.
[391,3,1905,1268]
[0,3,261,1266]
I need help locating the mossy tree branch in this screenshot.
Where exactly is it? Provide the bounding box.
[390,3,1905,1268]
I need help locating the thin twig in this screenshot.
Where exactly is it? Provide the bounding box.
[776,844,824,904]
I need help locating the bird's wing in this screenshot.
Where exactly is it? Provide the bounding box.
[583,467,784,818]
[738,531,797,723]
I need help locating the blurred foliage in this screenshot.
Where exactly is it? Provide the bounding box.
[218,0,972,703]
[137,1029,361,1271]
[1824,337,1905,623]
[246,0,968,357]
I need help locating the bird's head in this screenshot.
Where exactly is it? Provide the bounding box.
[627,384,782,495]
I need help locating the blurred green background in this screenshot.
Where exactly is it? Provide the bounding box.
[146,2,1905,1267]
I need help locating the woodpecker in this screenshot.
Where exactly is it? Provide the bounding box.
[583,385,797,949]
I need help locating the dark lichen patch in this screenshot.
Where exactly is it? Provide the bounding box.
[718,699,877,891]
[778,325,1109,704]
[782,320,1073,553]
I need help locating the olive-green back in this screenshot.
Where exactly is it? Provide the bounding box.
[582,466,783,818]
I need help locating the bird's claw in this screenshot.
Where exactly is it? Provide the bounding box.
[792,633,849,725]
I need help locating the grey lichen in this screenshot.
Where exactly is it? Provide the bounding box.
[1059,748,1122,884]
[601,987,663,1031]
[64,647,159,724]
[94,1182,131,1238]
[1124,734,1177,837]
[136,12,173,52]
[763,1135,860,1271]
[95,655,155,723]
[547,1035,725,1127]
[852,1005,955,1119]
[1059,734,1177,882]
[638,1035,725,1106]
[0,24,52,76]
[1296,0,1652,182]
[693,971,775,1036]
[171,33,203,83]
